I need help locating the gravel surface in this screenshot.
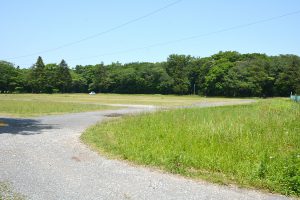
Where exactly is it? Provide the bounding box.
[0,101,291,200]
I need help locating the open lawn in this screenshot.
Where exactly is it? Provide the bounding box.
[0,93,244,117]
[81,99,300,196]
[0,93,244,107]
[0,100,113,117]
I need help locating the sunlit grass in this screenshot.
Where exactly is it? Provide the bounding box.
[0,93,244,107]
[82,99,300,196]
[0,99,113,117]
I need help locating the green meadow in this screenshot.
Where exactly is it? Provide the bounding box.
[82,99,300,196]
[0,93,243,106]
[0,93,242,117]
[0,99,112,117]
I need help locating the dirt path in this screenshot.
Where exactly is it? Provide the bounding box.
[0,101,290,200]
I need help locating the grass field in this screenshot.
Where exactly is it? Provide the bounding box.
[0,93,243,107]
[0,93,244,117]
[81,99,300,196]
[0,100,113,117]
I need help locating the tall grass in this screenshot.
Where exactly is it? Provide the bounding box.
[0,100,112,117]
[82,99,300,196]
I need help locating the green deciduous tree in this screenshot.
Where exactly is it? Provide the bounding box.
[0,61,18,92]
[165,54,191,94]
[274,55,300,95]
[224,59,270,97]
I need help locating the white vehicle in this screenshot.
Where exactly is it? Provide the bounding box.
[89,91,96,95]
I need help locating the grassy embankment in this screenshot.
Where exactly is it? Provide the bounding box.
[82,99,300,196]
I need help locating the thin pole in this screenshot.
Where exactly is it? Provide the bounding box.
[193,84,196,95]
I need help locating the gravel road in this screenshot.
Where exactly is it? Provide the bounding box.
[0,101,291,200]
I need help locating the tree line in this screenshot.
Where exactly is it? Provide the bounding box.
[1,51,300,97]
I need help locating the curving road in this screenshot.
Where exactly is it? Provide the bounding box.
[0,101,291,200]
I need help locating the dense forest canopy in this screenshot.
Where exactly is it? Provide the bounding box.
[1,51,300,97]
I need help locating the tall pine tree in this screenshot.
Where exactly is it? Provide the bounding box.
[56,59,72,93]
[29,56,46,93]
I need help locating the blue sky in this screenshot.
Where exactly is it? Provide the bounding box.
[1,0,300,68]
